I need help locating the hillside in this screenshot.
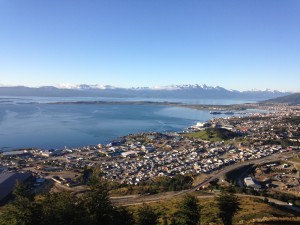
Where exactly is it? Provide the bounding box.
[262,92,300,104]
[183,128,241,141]
[127,195,299,225]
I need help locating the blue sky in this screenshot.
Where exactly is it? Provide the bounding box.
[0,0,299,91]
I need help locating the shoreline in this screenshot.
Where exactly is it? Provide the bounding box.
[0,100,275,152]
[49,100,260,111]
[0,109,264,153]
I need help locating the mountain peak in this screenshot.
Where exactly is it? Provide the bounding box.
[57,84,116,90]
[144,84,218,90]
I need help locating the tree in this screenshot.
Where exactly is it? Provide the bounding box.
[13,181,34,201]
[215,190,241,225]
[171,194,201,225]
[41,192,88,225]
[112,207,134,225]
[0,182,41,225]
[85,178,114,225]
[0,197,41,225]
[135,204,159,225]
[85,168,134,225]
[88,168,105,186]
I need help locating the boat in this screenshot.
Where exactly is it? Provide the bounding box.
[210,111,222,115]
[224,111,234,115]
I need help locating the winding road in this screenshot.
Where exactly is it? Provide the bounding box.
[111,153,300,213]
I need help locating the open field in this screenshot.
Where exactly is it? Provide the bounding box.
[183,128,239,141]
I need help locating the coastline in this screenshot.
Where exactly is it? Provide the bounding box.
[49,100,259,111]
[1,98,274,152]
[0,102,265,153]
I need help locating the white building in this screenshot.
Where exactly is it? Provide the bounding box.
[244,177,261,189]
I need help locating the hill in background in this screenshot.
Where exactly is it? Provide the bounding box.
[262,92,300,104]
[183,128,241,141]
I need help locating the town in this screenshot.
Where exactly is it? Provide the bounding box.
[1,104,300,204]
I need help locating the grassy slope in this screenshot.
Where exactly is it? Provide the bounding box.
[2,194,298,224]
[183,128,238,141]
[289,157,300,163]
[128,195,298,225]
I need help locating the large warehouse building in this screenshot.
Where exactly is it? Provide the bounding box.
[0,172,32,204]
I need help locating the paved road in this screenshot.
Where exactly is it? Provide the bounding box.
[111,152,300,214]
[113,193,300,213]
[189,153,281,191]
[112,153,282,204]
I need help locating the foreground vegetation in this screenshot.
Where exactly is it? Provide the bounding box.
[0,183,202,225]
[132,193,299,225]
[1,169,299,225]
[0,170,242,225]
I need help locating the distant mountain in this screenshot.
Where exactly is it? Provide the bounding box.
[262,92,300,104]
[0,84,292,100]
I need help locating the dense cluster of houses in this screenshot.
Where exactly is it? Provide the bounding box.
[1,104,299,188]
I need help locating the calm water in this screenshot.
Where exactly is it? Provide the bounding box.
[0,97,259,150]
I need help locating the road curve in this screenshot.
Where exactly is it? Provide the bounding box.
[111,153,289,206]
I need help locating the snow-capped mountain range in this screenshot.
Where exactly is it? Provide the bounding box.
[58,84,116,90]
[58,84,283,92]
[57,83,221,90]
[0,84,292,100]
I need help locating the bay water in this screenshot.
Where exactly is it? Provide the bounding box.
[0,97,258,150]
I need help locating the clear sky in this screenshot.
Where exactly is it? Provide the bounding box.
[0,0,299,91]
